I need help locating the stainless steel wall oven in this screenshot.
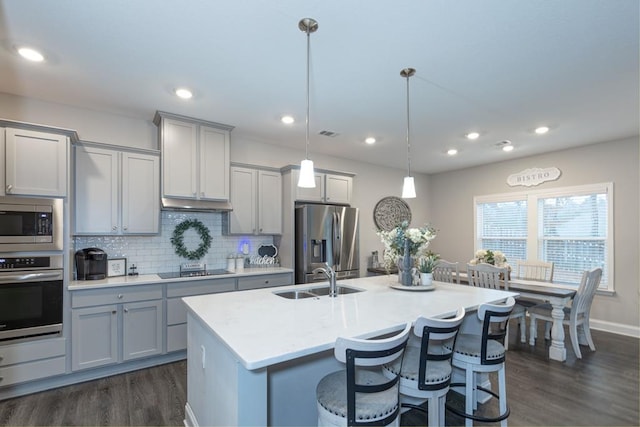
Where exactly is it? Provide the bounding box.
[0,254,63,341]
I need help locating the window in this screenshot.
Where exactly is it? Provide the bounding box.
[474,183,613,291]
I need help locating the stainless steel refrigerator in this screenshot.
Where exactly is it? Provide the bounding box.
[295,204,360,284]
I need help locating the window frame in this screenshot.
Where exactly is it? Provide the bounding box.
[473,182,614,292]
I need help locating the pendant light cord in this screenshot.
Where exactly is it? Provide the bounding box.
[405,73,411,177]
[305,27,311,161]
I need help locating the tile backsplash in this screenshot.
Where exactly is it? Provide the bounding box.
[73,211,275,275]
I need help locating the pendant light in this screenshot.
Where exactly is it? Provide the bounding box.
[400,68,417,198]
[297,18,318,188]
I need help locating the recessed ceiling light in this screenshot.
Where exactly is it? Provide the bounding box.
[535,126,549,135]
[447,148,458,156]
[503,144,514,152]
[281,115,295,124]
[466,132,480,140]
[17,47,44,62]
[365,137,376,145]
[175,88,193,99]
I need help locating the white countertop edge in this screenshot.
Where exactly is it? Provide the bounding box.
[68,267,293,290]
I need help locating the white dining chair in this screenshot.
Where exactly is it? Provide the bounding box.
[513,260,554,282]
[512,260,555,307]
[316,323,411,426]
[528,267,602,359]
[467,263,526,349]
[432,260,460,284]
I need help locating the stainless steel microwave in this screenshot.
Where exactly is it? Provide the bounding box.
[0,196,63,252]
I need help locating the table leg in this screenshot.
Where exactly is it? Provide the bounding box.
[548,297,568,361]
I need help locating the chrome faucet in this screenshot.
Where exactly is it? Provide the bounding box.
[312,263,338,297]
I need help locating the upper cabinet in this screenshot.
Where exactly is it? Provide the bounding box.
[1,127,71,197]
[74,144,160,235]
[228,165,282,235]
[291,169,353,205]
[154,112,233,203]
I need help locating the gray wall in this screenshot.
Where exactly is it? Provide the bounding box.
[427,137,639,334]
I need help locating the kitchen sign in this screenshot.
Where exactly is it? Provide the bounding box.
[507,167,561,187]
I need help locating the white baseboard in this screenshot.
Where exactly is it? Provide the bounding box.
[590,318,640,338]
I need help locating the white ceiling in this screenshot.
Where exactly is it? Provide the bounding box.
[0,0,638,174]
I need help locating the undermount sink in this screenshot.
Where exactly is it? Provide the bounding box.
[274,284,364,299]
[305,285,363,296]
[273,290,318,300]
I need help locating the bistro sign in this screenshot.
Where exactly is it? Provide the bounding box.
[507,167,561,187]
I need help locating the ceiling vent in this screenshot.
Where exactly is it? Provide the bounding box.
[318,130,339,137]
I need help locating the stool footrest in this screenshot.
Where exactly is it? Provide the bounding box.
[400,403,427,414]
[445,382,510,423]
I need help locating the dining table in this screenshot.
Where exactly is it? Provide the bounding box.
[459,272,577,361]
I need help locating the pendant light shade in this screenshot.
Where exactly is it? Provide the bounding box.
[298,159,316,187]
[402,176,416,198]
[297,18,318,188]
[400,67,417,199]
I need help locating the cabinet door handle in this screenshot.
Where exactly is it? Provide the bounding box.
[264,280,269,284]
[124,308,129,313]
[117,294,123,299]
[123,226,128,231]
[5,184,12,193]
[112,225,118,231]
[111,310,117,314]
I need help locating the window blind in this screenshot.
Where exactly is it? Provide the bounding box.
[539,192,608,285]
[477,200,527,263]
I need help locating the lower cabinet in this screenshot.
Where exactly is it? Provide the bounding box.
[166,278,236,352]
[71,285,163,371]
[0,338,66,387]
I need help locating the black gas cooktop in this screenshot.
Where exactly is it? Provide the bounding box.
[157,269,232,279]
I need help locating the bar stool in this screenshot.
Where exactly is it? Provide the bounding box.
[382,307,465,426]
[316,323,411,426]
[446,297,515,427]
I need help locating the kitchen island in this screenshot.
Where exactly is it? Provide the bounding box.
[182,275,517,426]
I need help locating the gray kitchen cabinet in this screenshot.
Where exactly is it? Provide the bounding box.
[74,144,159,235]
[1,127,69,197]
[228,166,282,235]
[154,112,233,202]
[236,273,293,291]
[166,278,236,352]
[0,338,66,387]
[71,285,163,371]
[291,169,353,205]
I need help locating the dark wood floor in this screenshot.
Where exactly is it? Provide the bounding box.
[0,324,638,426]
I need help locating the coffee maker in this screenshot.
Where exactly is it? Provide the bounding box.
[75,248,108,280]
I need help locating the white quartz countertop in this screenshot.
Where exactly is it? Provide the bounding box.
[182,275,518,370]
[68,267,293,290]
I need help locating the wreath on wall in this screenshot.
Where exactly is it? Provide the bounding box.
[170,219,212,260]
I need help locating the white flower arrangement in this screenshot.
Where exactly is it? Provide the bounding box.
[469,249,510,269]
[377,221,437,270]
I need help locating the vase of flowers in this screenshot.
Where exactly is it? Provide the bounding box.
[418,252,440,286]
[377,221,437,285]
